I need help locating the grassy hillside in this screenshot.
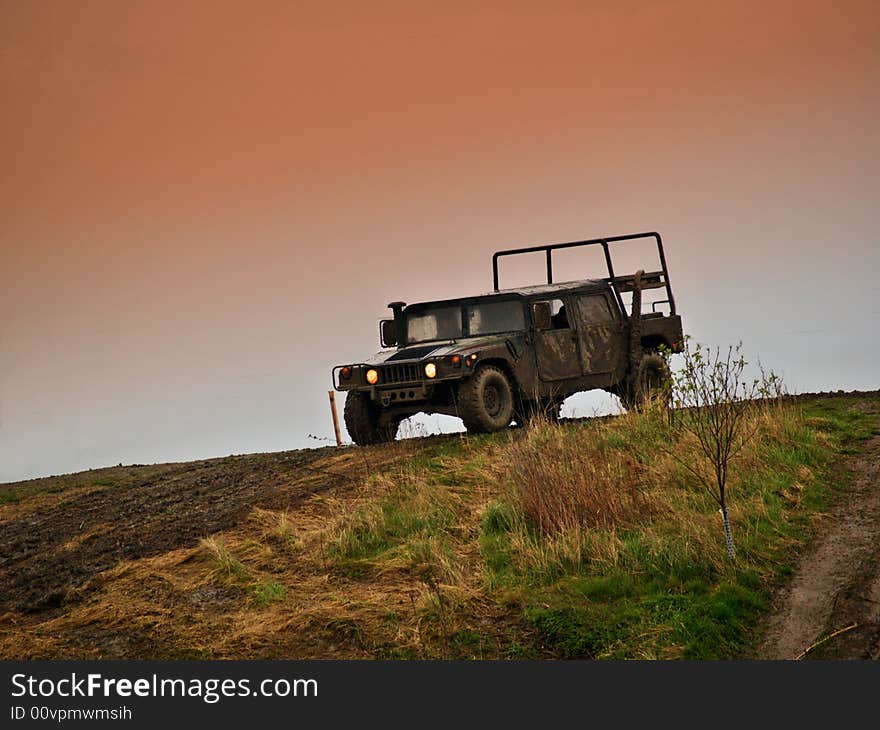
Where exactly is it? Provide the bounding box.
[1,394,876,659]
[320,395,875,658]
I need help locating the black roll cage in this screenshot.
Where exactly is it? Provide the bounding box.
[491,231,676,315]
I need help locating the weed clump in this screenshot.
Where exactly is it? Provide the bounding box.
[504,422,652,534]
[200,537,250,584]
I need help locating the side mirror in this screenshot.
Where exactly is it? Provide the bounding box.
[531,302,552,330]
[380,318,398,348]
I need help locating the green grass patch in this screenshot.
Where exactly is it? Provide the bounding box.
[0,490,21,505]
[801,397,877,444]
[324,469,468,586]
[328,487,455,562]
[252,580,286,606]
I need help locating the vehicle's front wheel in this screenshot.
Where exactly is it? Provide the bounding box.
[344,391,400,445]
[457,365,515,434]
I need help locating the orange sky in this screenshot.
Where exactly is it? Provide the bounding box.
[2,1,878,481]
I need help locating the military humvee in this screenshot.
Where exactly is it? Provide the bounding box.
[332,232,684,445]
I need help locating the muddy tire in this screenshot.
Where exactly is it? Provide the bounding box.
[343,391,399,445]
[621,353,670,411]
[457,365,515,433]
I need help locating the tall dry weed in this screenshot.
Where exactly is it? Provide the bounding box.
[504,421,653,534]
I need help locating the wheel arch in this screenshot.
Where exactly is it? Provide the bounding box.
[640,334,673,353]
[474,357,520,393]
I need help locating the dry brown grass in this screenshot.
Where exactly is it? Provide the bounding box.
[504,421,655,534]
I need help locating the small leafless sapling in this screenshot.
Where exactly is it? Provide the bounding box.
[669,340,780,560]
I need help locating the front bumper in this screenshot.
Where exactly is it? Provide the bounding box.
[332,359,468,394]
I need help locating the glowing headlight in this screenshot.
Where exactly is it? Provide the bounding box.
[424,362,437,379]
[366,369,379,385]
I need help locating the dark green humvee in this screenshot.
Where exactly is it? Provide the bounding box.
[332,232,684,445]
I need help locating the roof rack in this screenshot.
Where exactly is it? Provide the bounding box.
[491,231,675,315]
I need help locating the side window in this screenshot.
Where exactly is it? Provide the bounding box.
[532,300,569,330]
[575,294,615,325]
[549,299,569,330]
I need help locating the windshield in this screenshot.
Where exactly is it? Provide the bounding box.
[405,300,525,343]
[467,300,525,335]
[406,306,463,343]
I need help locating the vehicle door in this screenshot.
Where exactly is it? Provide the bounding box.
[531,298,581,381]
[572,291,627,380]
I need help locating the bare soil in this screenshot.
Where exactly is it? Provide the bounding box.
[0,446,358,615]
[757,410,880,659]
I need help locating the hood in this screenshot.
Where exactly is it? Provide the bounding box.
[362,336,513,365]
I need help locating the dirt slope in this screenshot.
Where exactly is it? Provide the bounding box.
[0,437,461,659]
[757,421,880,659]
[0,446,378,615]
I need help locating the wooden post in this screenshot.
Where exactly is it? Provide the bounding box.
[328,390,343,447]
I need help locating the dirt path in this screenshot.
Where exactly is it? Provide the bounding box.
[757,425,880,660]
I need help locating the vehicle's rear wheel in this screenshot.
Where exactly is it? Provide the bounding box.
[457,365,515,434]
[621,353,670,411]
[344,391,400,445]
